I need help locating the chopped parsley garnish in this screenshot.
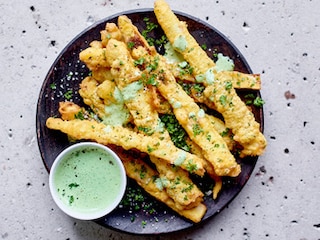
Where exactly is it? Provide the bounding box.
[137,126,155,136]
[192,123,203,137]
[49,83,56,90]
[160,114,190,152]
[192,83,205,93]
[146,56,159,72]
[181,182,194,193]
[253,97,265,107]
[141,220,147,228]
[64,90,73,100]
[139,165,147,179]
[186,160,198,173]
[219,95,227,106]
[134,57,145,67]
[225,81,233,91]
[146,74,158,86]
[142,17,158,46]
[127,41,135,49]
[69,195,74,205]
[141,17,167,48]
[220,128,231,137]
[178,61,194,75]
[201,44,207,50]
[75,111,85,120]
[147,145,155,153]
[244,94,265,107]
[68,182,79,189]
[155,35,168,46]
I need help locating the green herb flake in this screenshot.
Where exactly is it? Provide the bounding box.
[253,97,265,107]
[134,57,145,67]
[146,56,159,72]
[244,94,265,107]
[127,41,135,49]
[64,90,73,100]
[201,44,207,50]
[139,165,147,179]
[225,81,233,91]
[155,35,168,46]
[138,126,155,136]
[186,160,198,173]
[192,124,203,137]
[142,17,158,46]
[50,83,56,90]
[68,183,79,189]
[141,220,147,228]
[69,195,74,205]
[192,83,205,93]
[75,111,85,120]
[147,145,154,153]
[146,74,158,86]
[219,95,227,106]
[160,114,190,152]
[181,182,194,193]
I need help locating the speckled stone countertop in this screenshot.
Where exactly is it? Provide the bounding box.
[1,0,319,239]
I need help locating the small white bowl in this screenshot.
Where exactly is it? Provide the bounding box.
[49,142,127,220]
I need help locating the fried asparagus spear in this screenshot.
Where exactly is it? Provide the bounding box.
[118,149,207,223]
[46,117,205,176]
[105,36,205,208]
[154,59,241,177]
[105,38,170,139]
[203,77,266,157]
[154,0,266,157]
[115,16,240,177]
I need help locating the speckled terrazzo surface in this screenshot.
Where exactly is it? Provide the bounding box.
[1,0,319,239]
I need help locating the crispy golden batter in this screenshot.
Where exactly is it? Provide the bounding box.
[150,156,204,210]
[46,117,205,176]
[221,71,261,90]
[154,0,214,76]
[118,15,157,56]
[154,0,261,90]
[79,47,109,71]
[120,152,206,223]
[171,63,261,90]
[91,67,113,83]
[203,77,267,157]
[106,37,205,207]
[100,22,123,47]
[115,15,240,177]
[78,76,106,118]
[58,102,82,121]
[79,76,132,126]
[116,15,240,177]
[105,39,168,137]
[155,61,241,177]
[154,0,266,157]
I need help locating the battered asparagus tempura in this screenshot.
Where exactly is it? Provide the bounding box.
[46,117,205,176]
[117,149,207,223]
[203,78,266,157]
[154,0,214,77]
[105,38,169,138]
[154,58,241,177]
[105,37,205,208]
[115,15,240,177]
[154,0,266,157]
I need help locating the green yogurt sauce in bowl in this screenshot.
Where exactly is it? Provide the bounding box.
[49,142,127,220]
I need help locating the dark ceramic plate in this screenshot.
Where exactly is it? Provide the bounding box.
[36,9,264,235]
